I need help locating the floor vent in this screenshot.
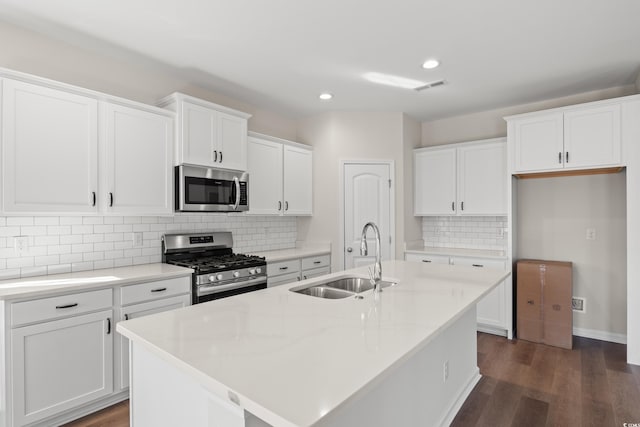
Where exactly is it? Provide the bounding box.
[572,297,586,313]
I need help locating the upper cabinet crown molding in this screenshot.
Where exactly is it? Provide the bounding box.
[158,92,251,171]
[505,94,640,175]
[414,137,507,216]
[0,69,174,215]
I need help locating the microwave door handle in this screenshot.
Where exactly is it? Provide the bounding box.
[233,176,240,210]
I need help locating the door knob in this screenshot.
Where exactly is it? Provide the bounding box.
[346,247,353,252]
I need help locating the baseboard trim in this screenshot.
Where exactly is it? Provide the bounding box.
[32,391,129,427]
[573,327,627,344]
[439,368,482,427]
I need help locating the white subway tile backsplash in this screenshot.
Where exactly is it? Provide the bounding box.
[422,216,507,251]
[0,214,297,279]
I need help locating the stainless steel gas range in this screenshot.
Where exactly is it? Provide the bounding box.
[162,231,267,304]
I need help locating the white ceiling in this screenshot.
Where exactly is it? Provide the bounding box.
[1,0,640,121]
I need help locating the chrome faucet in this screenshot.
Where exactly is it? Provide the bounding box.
[360,222,382,292]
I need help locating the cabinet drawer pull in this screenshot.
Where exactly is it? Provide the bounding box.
[107,317,111,334]
[558,152,562,164]
[213,150,218,162]
[422,260,432,263]
[151,287,167,293]
[55,303,78,309]
[472,264,484,267]
[124,314,129,321]
[279,266,289,271]
[313,261,321,264]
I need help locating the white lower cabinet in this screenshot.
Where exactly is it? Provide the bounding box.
[405,252,511,337]
[9,290,114,426]
[267,253,331,287]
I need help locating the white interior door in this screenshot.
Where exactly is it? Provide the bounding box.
[343,163,392,270]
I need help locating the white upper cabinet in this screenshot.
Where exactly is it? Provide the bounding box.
[247,133,313,216]
[159,93,251,171]
[2,78,99,213]
[414,138,506,216]
[508,102,622,174]
[103,102,173,215]
[283,145,313,215]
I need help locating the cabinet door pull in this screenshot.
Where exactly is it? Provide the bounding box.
[107,317,111,334]
[313,261,321,264]
[55,303,78,309]
[303,275,307,280]
[151,287,167,293]
[214,150,218,162]
[472,264,484,267]
[558,152,562,164]
[451,201,455,211]
[566,152,569,163]
[285,201,289,211]
[461,201,464,211]
[109,192,114,207]
[278,201,282,211]
[219,151,223,163]
[91,192,96,207]
[279,266,289,271]
[527,299,535,305]
[124,314,129,321]
[297,276,301,281]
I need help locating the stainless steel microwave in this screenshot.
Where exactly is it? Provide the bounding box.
[175,164,249,212]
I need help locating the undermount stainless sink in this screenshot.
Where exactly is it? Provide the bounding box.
[290,276,398,299]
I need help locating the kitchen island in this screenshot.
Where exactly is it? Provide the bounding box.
[117,260,509,427]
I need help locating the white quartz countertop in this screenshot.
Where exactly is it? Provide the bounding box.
[0,263,193,300]
[253,246,331,262]
[117,260,509,427]
[405,246,507,259]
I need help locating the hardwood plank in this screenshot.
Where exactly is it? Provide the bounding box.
[475,381,523,426]
[582,398,616,427]
[580,337,612,404]
[450,387,490,427]
[606,369,640,426]
[510,396,549,426]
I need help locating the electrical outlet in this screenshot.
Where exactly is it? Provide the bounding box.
[586,228,596,240]
[572,297,586,313]
[443,360,449,382]
[14,236,29,255]
[132,232,143,247]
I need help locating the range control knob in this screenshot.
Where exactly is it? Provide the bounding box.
[248,268,256,275]
[208,275,216,282]
[233,271,240,278]
[216,274,224,281]
[256,267,262,274]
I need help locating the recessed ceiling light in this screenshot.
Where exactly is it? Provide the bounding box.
[363,72,426,90]
[319,93,333,100]
[422,59,440,69]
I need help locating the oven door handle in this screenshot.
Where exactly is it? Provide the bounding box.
[232,176,240,210]
[198,277,266,296]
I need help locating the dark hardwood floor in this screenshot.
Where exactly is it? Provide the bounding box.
[63,333,640,426]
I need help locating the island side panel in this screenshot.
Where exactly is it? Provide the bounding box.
[315,306,480,427]
[129,343,246,427]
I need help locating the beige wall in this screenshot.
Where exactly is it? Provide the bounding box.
[296,112,410,271]
[516,173,627,335]
[0,20,298,140]
[421,85,637,147]
[402,115,422,246]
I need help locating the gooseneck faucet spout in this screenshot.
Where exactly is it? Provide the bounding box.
[360,222,382,292]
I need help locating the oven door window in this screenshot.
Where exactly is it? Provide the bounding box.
[185,177,235,206]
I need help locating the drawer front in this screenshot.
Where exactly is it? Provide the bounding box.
[267,271,301,287]
[301,254,330,271]
[11,288,113,327]
[120,276,191,306]
[267,259,301,277]
[405,253,451,264]
[302,266,330,280]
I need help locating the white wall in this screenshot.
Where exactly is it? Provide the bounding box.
[296,112,414,272]
[402,115,423,247]
[0,20,298,140]
[516,173,627,337]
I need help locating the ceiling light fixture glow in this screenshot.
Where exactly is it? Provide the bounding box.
[363,72,426,90]
[319,93,333,100]
[422,59,440,69]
